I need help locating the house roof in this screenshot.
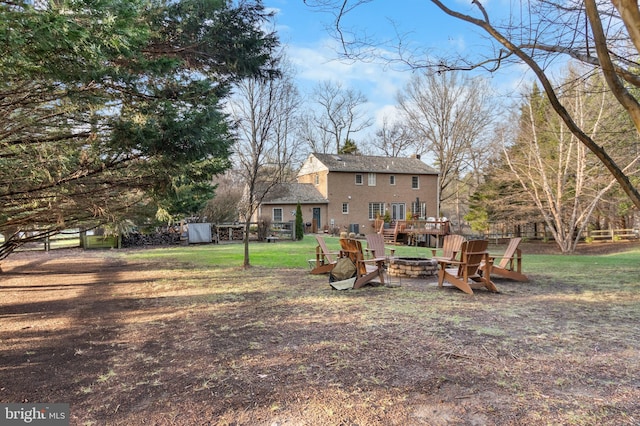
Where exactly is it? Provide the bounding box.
[260,183,328,205]
[305,153,439,175]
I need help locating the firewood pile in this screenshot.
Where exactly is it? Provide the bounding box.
[217,226,244,241]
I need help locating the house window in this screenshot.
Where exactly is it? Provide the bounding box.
[368,173,376,186]
[314,173,319,185]
[389,175,396,185]
[411,201,426,218]
[412,176,419,189]
[355,174,363,185]
[368,202,385,220]
[273,208,283,222]
[342,203,349,214]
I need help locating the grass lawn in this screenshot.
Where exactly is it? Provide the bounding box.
[126,235,640,285]
[123,235,514,268]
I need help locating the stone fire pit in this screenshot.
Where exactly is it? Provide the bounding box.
[388,257,438,278]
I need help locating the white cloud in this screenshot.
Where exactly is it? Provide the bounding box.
[288,44,355,83]
[286,39,411,129]
[374,104,403,128]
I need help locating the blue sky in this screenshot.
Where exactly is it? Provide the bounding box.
[265,0,532,137]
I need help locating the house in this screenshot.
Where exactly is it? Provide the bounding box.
[256,153,440,236]
[297,153,440,235]
[255,182,328,233]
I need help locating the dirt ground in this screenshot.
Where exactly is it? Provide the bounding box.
[1,241,639,425]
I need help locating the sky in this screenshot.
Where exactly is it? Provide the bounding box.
[264,0,534,139]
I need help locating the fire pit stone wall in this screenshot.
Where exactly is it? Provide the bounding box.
[388,257,438,278]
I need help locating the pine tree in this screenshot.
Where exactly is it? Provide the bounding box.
[0,0,279,259]
[295,202,304,241]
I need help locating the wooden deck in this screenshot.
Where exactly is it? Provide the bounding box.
[381,220,451,247]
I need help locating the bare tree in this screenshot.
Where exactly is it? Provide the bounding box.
[228,57,302,267]
[298,113,333,154]
[304,0,640,209]
[306,81,372,153]
[504,70,640,253]
[396,71,494,223]
[201,171,244,223]
[371,117,419,157]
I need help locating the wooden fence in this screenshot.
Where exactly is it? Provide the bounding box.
[586,228,639,242]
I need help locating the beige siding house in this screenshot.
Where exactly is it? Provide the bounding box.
[296,153,440,235]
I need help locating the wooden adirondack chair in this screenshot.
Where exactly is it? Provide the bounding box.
[480,237,528,281]
[339,238,386,289]
[437,239,499,295]
[365,233,396,259]
[310,235,341,274]
[431,234,465,264]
